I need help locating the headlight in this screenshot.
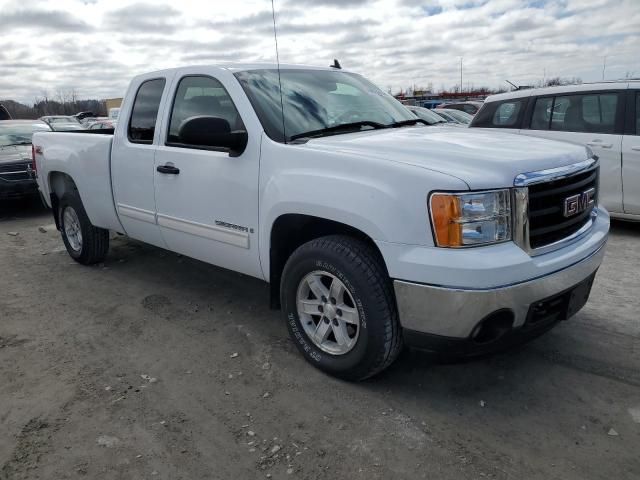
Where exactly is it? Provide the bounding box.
[429,189,511,247]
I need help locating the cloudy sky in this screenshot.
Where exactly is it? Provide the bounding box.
[1,0,638,103]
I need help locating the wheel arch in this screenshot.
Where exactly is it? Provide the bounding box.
[268,213,389,309]
[47,171,80,230]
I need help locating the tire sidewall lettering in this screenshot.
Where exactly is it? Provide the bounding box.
[287,312,322,362]
[314,260,367,330]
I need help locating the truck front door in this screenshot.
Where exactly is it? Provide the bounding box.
[153,73,262,278]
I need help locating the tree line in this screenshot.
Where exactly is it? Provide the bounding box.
[1,91,107,119]
[395,76,584,97]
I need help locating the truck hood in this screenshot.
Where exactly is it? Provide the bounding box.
[302,126,588,189]
[0,145,31,165]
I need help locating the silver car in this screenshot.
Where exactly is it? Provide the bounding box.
[434,108,473,125]
[407,106,467,128]
[39,115,84,131]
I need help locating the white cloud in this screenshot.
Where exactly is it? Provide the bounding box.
[0,0,638,103]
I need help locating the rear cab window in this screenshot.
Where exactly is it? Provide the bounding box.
[128,78,166,144]
[471,98,526,128]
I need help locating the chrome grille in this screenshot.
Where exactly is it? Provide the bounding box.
[527,168,598,248]
[513,158,599,255]
[0,162,32,181]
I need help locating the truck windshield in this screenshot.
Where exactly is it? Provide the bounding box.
[235,69,417,142]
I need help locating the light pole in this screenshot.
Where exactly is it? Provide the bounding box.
[460,57,463,93]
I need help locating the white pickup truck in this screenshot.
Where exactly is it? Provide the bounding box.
[33,64,609,380]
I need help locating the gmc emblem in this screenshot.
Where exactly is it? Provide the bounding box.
[563,187,596,217]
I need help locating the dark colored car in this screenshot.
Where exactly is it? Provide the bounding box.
[74,111,96,121]
[0,120,51,199]
[0,104,11,121]
[436,101,483,115]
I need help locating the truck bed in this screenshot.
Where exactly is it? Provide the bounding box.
[33,131,123,232]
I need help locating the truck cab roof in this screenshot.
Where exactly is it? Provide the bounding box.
[133,63,350,81]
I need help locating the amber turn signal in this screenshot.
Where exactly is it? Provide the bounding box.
[430,194,463,247]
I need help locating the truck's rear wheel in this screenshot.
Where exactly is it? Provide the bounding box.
[281,235,402,381]
[59,192,109,265]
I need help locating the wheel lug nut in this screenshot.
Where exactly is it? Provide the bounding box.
[330,297,336,305]
[324,317,330,324]
[336,309,342,316]
[332,318,339,326]
[321,296,327,303]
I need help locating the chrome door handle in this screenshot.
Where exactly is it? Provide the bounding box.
[631,146,640,151]
[586,141,613,149]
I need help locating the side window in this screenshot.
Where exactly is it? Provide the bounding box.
[167,75,244,147]
[492,101,522,126]
[583,94,617,132]
[551,96,571,130]
[550,93,618,134]
[128,78,166,144]
[471,99,523,128]
[530,97,553,130]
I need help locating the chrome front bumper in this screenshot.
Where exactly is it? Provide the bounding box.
[393,242,606,339]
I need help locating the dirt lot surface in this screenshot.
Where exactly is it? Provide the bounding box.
[1,198,639,480]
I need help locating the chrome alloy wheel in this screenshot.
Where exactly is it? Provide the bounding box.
[63,206,83,252]
[296,271,360,355]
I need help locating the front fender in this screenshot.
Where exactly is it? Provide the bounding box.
[258,135,468,279]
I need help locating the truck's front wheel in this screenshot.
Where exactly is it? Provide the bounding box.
[281,235,402,380]
[59,192,109,265]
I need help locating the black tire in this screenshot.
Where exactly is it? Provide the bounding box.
[281,235,402,381]
[58,192,109,265]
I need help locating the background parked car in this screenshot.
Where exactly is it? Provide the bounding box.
[87,118,116,130]
[78,116,99,126]
[73,111,96,122]
[437,101,483,115]
[0,104,11,120]
[406,106,448,125]
[0,120,51,199]
[39,115,84,131]
[433,108,473,125]
[419,100,444,109]
[469,80,640,219]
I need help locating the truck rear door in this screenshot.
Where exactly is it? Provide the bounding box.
[111,75,173,248]
[621,89,640,214]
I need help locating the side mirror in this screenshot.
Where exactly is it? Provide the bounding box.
[178,116,248,156]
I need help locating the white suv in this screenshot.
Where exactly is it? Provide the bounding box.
[470,80,640,220]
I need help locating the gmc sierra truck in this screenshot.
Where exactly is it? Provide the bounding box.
[33,64,609,380]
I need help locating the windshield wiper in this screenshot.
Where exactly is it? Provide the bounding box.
[289,121,388,142]
[389,119,431,128]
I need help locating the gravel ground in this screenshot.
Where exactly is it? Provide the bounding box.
[1,197,639,480]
